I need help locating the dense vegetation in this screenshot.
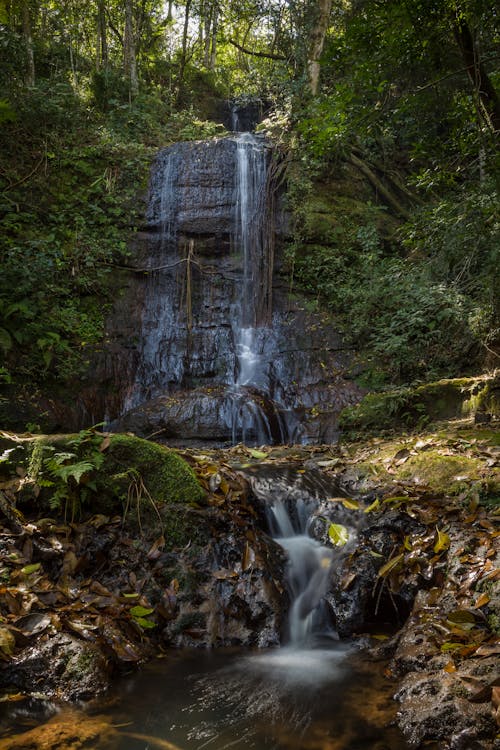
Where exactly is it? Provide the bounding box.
[0,0,498,424]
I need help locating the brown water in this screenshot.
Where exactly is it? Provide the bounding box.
[102,645,409,750]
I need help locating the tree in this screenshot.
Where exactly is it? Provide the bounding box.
[124,0,139,98]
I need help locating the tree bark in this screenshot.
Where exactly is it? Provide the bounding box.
[176,0,192,100]
[307,0,332,95]
[21,0,35,87]
[209,5,218,70]
[124,0,138,99]
[96,0,108,70]
[451,13,500,132]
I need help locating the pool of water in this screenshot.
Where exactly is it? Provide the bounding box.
[102,644,409,750]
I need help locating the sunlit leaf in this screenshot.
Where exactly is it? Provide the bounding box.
[328,523,349,546]
[129,605,154,617]
[440,642,464,652]
[133,616,156,630]
[364,499,380,513]
[20,563,41,575]
[474,593,490,608]
[0,627,15,656]
[248,449,268,459]
[434,528,450,554]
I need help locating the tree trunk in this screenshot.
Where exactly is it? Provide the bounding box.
[307,0,332,95]
[451,13,500,132]
[203,3,211,68]
[124,0,138,99]
[96,0,108,71]
[176,0,192,100]
[209,5,218,70]
[21,0,35,87]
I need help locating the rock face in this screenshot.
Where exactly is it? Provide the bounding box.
[98,133,361,445]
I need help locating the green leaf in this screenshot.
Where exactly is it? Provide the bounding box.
[247,449,268,459]
[434,528,450,554]
[364,499,380,513]
[440,642,464,652]
[328,523,349,546]
[0,627,15,656]
[133,616,156,630]
[20,563,41,575]
[129,605,154,617]
[56,461,95,484]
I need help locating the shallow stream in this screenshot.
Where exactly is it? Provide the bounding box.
[103,646,409,750]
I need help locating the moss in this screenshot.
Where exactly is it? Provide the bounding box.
[1,431,205,532]
[396,452,483,495]
[102,434,204,505]
[339,376,497,436]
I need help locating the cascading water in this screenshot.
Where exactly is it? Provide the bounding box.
[111,104,362,445]
[268,498,334,645]
[229,131,282,445]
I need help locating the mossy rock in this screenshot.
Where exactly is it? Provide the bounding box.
[339,375,498,436]
[99,434,204,505]
[0,431,205,529]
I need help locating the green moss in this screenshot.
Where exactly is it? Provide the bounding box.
[396,452,482,495]
[102,434,204,506]
[339,376,497,436]
[1,431,205,532]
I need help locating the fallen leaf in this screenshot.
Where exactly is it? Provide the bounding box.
[434,528,450,554]
[474,592,490,608]
[213,568,238,580]
[147,536,165,561]
[328,523,349,546]
[0,627,15,656]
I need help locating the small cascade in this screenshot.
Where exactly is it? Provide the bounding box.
[269,497,334,645]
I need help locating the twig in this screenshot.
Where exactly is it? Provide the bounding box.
[1,152,45,193]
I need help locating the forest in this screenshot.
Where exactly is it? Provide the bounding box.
[0,0,498,420]
[0,3,499,749]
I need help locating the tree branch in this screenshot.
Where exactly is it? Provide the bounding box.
[228,39,286,61]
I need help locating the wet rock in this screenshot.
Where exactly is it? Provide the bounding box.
[395,671,496,748]
[0,708,118,750]
[326,511,425,636]
[160,505,286,648]
[0,634,110,702]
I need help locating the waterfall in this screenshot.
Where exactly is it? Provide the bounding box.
[111,117,362,446]
[269,498,334,646]
[229,131,282,445]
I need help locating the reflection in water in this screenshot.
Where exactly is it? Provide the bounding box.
[107,649,409,750]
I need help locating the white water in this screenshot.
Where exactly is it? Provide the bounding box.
[230,132,275,444]
[269,498,334,647]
